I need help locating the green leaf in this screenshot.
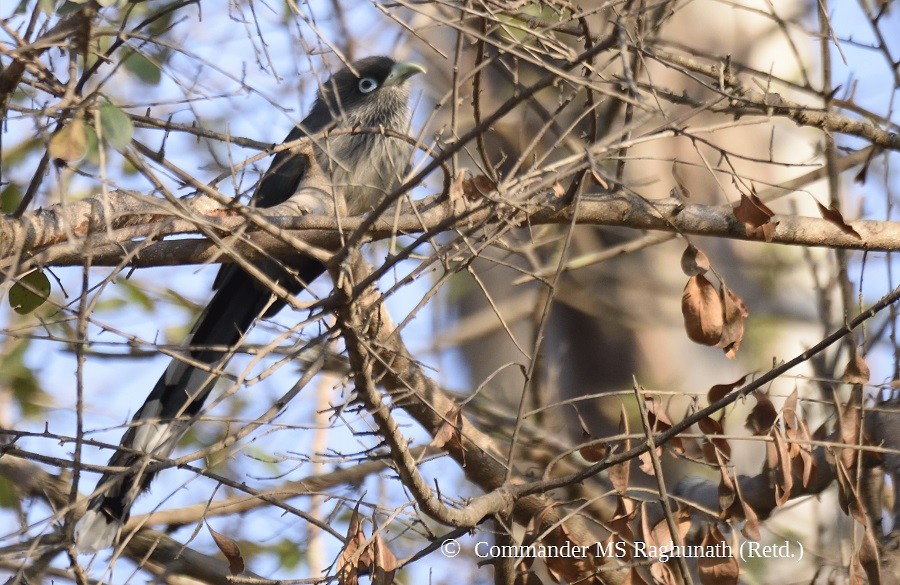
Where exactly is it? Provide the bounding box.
[123,49,163,85]
[1,184,22,214]
[119,279,155,310]
[272,538,304,569]
[9,270,51,315]
[83,122,100,165]
[48,118,88,162]
[3,137,42,165]
[0,338,49,418]
[0,477,16,509]
[38,0,56,16]
[99,102,134,150]
[94,297,128,312]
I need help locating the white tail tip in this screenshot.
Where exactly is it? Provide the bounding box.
[74,510,120,553]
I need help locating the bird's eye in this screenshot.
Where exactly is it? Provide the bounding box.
[358,77,378,93]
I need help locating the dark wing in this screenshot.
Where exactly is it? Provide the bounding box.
[75,120,329,552]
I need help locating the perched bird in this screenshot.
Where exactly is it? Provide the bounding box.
[75,56,425,552]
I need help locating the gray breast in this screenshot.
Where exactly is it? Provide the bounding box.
[313,88,413,216]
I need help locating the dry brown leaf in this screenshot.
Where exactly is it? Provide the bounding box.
[473,174,497,194]
[745,391,777,435]
[645,397,684,453]
[839,397,862,472]
[698,416,731,464]
[643,506,692,582]
[850,556,866,585]
[857,513,883,585]
[514,571,543,585]
[639,505,680,584]
[646,504,691,550]
[717,453,735,513]
[733,478,761,541]
[781,389,800,454]
[638,449,658,476]
[717,285,749,358]
[371,533,398,585]
[772,428,793,505]
[610,496,637,538]
[698,525,739,585]
[338,505,367,585]
[207,524,245,575]
[797,419,817,488]
[431,406,463,450]
[461,176,480,200]
[835,463,883,584]
[579,430,609,463]
[522,505,550,547]
[682,275,724,345]
[841,353,871,385]
[650,561,678,585]
[733,193,778,241]
[672,160,691,198]
[680,244,711,276]
[543,526,597,584]
[733,193,774,227]
[815,200,862,239]
[708,374,749,404]
[609,405,631,494]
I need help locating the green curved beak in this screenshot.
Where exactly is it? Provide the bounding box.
[384,61,426,86]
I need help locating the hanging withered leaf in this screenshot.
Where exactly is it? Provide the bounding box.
[608,405,631,494]
[672,160,691,198]
[514,571,543,585]
[815,199,861,239]
[642,503,691,580]
[681,274,749,357]
[644,396,684,453]
[698,416,731,464]
[336,504,399,585]
[697,524,739,585]
[207,524,245,575]
[682,275,724,345]
[717,286,749,359]
[370,533,398,585]
[733,193,778,242]
[841,352,870,385]
[457,173,497,201]
[745,391,777,435]
[431,405,463,450]
[708,374,749,404]
[772,428,793,505]
[716,454,735,512]
[680,244,711,276]
[338,504,368,585]
[473,174,497,194]
[638,448,660,476]
[854,147,879,186]
[781,389,800,442]
[578,430,609,463]
[732,477,762,541]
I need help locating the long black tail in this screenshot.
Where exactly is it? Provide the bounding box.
[75,259,324,551]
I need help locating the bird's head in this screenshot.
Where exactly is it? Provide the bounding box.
[313,56,426,125]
